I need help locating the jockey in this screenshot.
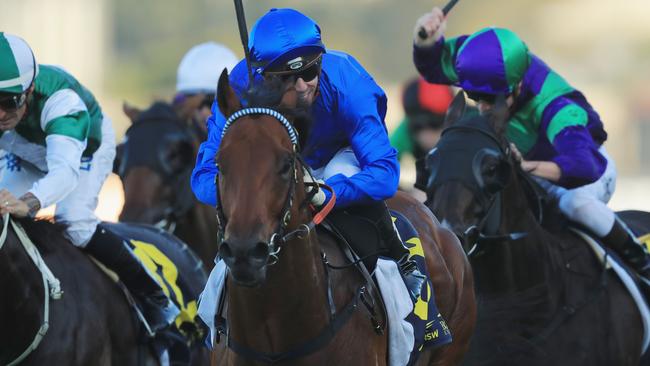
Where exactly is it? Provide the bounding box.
[0,33,178,331]
[173,42,239,133]
[412,9,650,281]
[391,77,478,191]
[192,8,426,299]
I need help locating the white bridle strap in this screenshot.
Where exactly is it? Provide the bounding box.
[0,214,63,366]
[222,107,299,146]
[0,213,10,249]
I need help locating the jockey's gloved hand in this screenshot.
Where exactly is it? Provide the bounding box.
[303,169,327,207]
[413,6,447,48]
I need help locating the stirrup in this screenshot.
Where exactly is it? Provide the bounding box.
[140,296,180,334]
[399,258,427,302]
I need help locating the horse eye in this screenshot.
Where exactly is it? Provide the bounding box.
[278,157,292,177]
[483,163,498,176]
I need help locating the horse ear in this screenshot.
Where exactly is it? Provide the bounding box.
[216,68,241,118]
[443,91,466,128]
[490,94,509,136]
[122,102,142,123]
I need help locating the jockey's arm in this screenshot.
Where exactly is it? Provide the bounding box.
[29,134,85,209]
[413,35,469,86]
[523,99,606,188]
[191,102,223,207]
[326,81,399,208]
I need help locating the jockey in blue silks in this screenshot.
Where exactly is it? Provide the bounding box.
[191,8,426,298]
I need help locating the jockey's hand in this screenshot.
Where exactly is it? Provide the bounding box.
[303,170,326,207]
[0,189,32,218]
[521,160,562,182]
[414,6,447,48]
[510,143,523,163]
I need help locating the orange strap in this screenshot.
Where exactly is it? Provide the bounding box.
[312,184,336,225]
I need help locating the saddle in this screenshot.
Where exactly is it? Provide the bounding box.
[319,210,453,365]
[93,222,208,363]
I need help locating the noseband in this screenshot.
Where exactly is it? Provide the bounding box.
[215,107,335,265]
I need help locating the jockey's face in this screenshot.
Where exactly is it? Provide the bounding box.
[174,92,213,132]
[293,75,319,106]
[476,95,515,115]
[0,86,33,131]
[0,97,28,131]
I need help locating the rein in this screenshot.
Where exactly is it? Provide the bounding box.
[0,214,63,366]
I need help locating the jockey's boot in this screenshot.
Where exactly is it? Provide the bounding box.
[603,218,650,285]
[84,226,180,333]
[373,203,427,302]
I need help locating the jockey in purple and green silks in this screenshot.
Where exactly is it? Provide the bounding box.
[412,7,650,283]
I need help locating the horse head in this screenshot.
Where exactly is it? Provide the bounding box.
[117,102,198,226]
[424,93,520,254]
[215,70,314,287]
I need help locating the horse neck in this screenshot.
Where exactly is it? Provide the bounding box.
[0,226,45,361]
[472,173,560,297]
[174,202,217,266]
[226,210,331,353]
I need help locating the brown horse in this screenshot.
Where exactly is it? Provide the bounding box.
[209,71,475,366]
[117,102,217,267]
[0,217,156,365]
[424,94,645,366]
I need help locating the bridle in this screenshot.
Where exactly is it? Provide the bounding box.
[427,124,527,256]
[213,107,371,365]
[215,107,335,265]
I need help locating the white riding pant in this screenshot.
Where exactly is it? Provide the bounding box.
[312,147,361,180]
[0,116,116,247]
[534,146,616,237]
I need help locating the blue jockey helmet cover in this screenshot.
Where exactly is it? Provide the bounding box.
[248,8,326,74]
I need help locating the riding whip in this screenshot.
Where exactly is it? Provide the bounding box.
[233,0,253,85]
[418,0,460,40]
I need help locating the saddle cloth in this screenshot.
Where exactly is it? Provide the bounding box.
[95,222,208,339]
[197,211,452,366]
[387,210,452,365]
[571,226,650,354]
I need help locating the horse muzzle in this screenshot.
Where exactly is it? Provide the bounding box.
[220,238,271,287]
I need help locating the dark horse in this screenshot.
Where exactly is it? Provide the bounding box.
[209,70,476,366]
[0,214,212,365]
[0,216,156,365]
[424,94,646,366]
[117,102,217,267]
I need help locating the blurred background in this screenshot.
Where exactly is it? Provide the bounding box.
[2,0,650,220]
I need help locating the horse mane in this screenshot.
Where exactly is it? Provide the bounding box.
[13,217,69,254]
[242,77,313,150]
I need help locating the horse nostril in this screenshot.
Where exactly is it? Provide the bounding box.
[220,241,233,259]
[249,242,270,261]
